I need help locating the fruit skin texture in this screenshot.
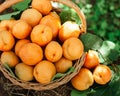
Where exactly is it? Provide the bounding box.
[55,57,73,73]
[1,51,19,68]
[20,8,42,27]
[71,68,94,91]
[19,43,43,66]
[0,19,16,32]
[40,14,61,39]
[93,64,112,85]
[45,41,63,62]
[15,63,34,81]
[83,50,99,69]
[33,60,56,84]
[62,37,84,60]
[59,21,81,42]
[15,39,30,56]
[32,0,52,15]
[12,20,32,39]
[31,24,53,46]
[0,30,15,51]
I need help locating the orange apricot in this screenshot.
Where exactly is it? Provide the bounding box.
[93,64,112,85]
[32,0,52,15]
[31,24,53,46]
[12,20,32,39]
[1,51,19,68]
[15,39,30,56]
[0,30,15,51]
[71,68,94,91]
[19,43,43,66]
[20,8,42,27]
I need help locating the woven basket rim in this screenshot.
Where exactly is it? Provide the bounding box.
[0,53,86,90]
[0,0,87,90]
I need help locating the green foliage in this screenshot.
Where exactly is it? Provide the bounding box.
[52,67,75,80]
[4,63,16,78]
[0,0,31,20]
[12,0,31,11]
[80,33,103,51]
[0,11,21,20]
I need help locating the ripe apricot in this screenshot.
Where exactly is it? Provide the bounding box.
[40,14,61,38]
[55,57,73,73]
[12,20,32,39]
[15,63,34,81]
[15,39,30,56]
[33,60,56,84]
[62,37,84,60]
[0,27,7,32]
[32,0,52,15]
[0,30,15,51]
[0,19,16,32]
[83,50,100,69]
[45,41,63,62]
[59,21,81,42]
[71,68,94,91]
[19,43,43,66]
[20,8,42,27]
[93,64,112,85]
[1,51,19,68]
[48,12,61,23]
[31,24,53,46]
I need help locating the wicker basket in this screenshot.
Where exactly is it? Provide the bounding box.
[0,0,87,90]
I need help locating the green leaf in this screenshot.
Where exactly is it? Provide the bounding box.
[98,40,120,63]
[80,33,103,51]
[12,0,31,11]
[4,63,16,78]
[52,67,75,80]
[115,9,120,17]
[59,9,81,24]
[71,89,89,96]
[0,11,21,20]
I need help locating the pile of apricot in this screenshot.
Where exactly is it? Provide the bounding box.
[71,50,112,91]
[0,0,84,84]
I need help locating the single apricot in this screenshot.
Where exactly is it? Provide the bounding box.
[0,27,7,32]
[45,41,63,62]
[62,37,84,60]
[15,63,34,81]
[71,68,94,91]
[30,24,53,46]
[55,57,73,73]
[15,39,30,56]
[93,64,112,85]
[1,51,19,68]
[12,20,32,39]
[40,14,61,38]
[19,43,43,66]
[32,0,52,15]
[59,21,81,42]
[83,50,100,69]
[0,30,15,51]
[20,8,42,27]
[0,19,16,32]
[33,60,56,84]
[48,12,61,23]
[0,27,7,31]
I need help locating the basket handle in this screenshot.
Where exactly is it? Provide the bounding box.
[0,0,23,13]
[51,0,87,33]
